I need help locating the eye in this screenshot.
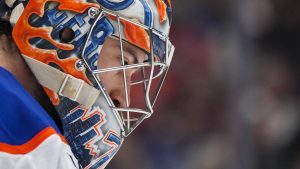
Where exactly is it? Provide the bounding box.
[124,60,129,65]
[143,58,150,63]
[143,54,150,63]
[123,53,134,65]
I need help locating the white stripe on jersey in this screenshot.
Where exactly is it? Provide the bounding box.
[0,134,79,169]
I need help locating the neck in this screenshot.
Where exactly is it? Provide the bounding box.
[0,35,39,95]
[0,34,63,132]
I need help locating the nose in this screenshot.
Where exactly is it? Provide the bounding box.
[108,71,133,108]
[109,87,130,108]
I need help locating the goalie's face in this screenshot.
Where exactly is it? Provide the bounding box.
[81,9,175,137]
[98,37,148,108]
[8,0,174,167]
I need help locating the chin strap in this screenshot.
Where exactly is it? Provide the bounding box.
[23,55,100,108]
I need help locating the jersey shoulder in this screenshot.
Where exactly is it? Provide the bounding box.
[0,67,79,169]
[0,67,60,146]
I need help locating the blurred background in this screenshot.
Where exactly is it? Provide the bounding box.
[109,0,300,169]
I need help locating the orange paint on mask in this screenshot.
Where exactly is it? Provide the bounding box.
[12,0,99,105]
[167,0,172,8]
[43,87,60,105]
[123,21,150,53]
[154,0,167,23]
[108,15,150,53]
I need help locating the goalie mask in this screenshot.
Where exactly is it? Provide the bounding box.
[3,0,174,168]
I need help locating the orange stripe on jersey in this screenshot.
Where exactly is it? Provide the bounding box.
[154,0,167,23]
[0,127,67,154]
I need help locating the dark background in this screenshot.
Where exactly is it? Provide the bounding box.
[109,0,300,169]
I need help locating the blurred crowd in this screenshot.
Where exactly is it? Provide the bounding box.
[109,0,300,169]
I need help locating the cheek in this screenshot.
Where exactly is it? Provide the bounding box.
[98,58,118,90]
[98,72,111,90]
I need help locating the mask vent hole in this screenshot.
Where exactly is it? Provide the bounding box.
[59,27,75,43]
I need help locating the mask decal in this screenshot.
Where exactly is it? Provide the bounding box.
[12,0,98,104]
[62,105,122,168]
[123,20,150,52]
[138,0,152,27]
[82,16,114,71]
[154,0,167,23]
[96,0,134,11]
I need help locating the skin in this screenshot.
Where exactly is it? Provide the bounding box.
[0,34,63,130]
[98,37,148,108]
[0,34,39,95]
[0,34,147,118]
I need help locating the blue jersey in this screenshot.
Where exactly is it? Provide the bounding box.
[0,67,78,169]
